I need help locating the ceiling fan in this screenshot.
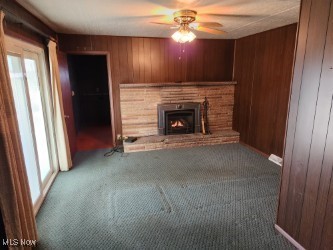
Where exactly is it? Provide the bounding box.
[151,9,226,43]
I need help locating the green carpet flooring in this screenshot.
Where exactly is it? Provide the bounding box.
[36,143,294,249]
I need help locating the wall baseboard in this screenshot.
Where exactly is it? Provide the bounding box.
[274,224,305,250]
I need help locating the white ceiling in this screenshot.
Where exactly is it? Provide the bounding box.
[16,0,301,39]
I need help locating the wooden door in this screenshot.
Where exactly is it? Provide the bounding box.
[58,51,77,158]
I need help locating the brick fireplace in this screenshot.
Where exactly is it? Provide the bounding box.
[119,82,239,152]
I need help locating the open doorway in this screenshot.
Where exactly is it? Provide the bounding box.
[67,55,113,151]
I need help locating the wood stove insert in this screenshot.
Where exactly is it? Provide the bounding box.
[157,103,201,135]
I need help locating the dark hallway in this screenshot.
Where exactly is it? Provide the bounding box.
[67,55,112,151]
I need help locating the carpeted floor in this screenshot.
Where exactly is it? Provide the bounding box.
[36,143,294,249]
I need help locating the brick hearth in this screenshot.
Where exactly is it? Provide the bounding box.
[123,131,240,153]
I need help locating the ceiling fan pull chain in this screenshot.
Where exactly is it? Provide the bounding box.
[179,43,182,60]
[178,43,186,60]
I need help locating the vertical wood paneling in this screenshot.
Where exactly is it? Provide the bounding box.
[58,34,92,51]
[91,35,108,51]
[284,0,331,238]
[109,37,120,87]
[126,38,134,83]
[118,37,130,83]
[203,40,234,81]
[172,42,182,82]
[233,35,256,144]
[143,38,152,82]
[299,2,333,244]
[248,32,277,153]
[186,41,195,82]
[233,24,297,157]
[277,0,312,227]
[163,39,169,82]
[311,24,333,246]
[312,97,333,249]
[321,163,333,249]
[277,0,333,249]
[249,27,296,156]
[131,38,140,83]
[203,41,214,81]
[150,38,159,82]
[168,40,175,82]
[223,41,235,81]
[274,27,296,157]
[138,38,145,82]
[159,39,166,82]
[194,40,204,81]
[181,43,187,81]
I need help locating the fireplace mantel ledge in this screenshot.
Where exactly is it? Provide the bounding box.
[119,81,237,88]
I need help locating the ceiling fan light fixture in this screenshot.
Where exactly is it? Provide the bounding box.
[172,28,196,43]
[153,9,226,41]
[171,10,197,43]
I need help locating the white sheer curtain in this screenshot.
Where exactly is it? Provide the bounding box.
[48,40,72,171]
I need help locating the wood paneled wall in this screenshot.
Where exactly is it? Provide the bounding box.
[233,24,297,157]
[277,0,333,249]
[58,34,235,139]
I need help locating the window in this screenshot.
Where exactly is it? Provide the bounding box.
[6,36,58,214]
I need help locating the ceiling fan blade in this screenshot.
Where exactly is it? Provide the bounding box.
[201,13,260,18]
[118,15,166,21]
[196,26,227,35]
[150,21,175,26]
[146,0,214,9]
[192,22,223,28]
